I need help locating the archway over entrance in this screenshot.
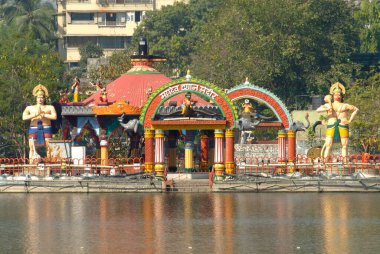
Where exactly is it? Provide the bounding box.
[227,81,293,129]
[140,77,238,179]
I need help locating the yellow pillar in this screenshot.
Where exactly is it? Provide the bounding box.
[100,140,108,166]
[225,129,235,174]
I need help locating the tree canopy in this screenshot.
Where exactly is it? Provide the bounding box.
[0,0,56,44]
[0,26,65,157]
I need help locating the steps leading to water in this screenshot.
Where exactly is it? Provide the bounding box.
[165,179,210,192]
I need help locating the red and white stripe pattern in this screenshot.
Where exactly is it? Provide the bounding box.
[278,134,286,162]
[214,136,224,164]
[155,137,164,164]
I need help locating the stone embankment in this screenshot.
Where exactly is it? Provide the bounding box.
[1,172,380,193]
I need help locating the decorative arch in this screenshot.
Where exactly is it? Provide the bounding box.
[228,81,293,129]
[140,77,238,129]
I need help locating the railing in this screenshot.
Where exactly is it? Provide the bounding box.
[234,154,380,176]
[0,157,145,177]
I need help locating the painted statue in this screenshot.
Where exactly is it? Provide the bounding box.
[316,82,359,161]
[237,99,272,144]
[22,84,57,161]
[181,92,196,117]
[71,76,80,102]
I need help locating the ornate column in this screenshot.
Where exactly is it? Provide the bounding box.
[154,129,165,178]
[184,130,195,172]
[168,131,177,172]
[225,129,235,174]
[100,129,108,166]
[144,129,154,173]
[200,131,209,172]
[100,140,109,166]
[287,130,296,163]
[278,129,287,163]
[214,129,225,180]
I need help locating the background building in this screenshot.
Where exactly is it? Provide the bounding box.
[56,0,187,67]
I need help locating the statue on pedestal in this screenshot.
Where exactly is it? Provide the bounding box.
[22,84,57,161]
[316,82,359,161]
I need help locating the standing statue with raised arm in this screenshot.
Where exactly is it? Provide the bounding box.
[316,82,359,161]
[22,84,57,161]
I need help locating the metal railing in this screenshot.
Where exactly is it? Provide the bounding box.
[234,154,380,176]
[0,157,145,177]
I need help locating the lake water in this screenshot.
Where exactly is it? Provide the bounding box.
[1,193,380,254]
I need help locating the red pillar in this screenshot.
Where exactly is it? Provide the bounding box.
[200,132,209,172]
[225,129,235,174]
[287,130,296,162]
[144,129,154,173]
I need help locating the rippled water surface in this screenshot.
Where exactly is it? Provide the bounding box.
[1,193,380,254]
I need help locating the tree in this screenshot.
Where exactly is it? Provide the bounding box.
[347,67,380,153]
[0,28,65,157]
[78,42,104,67]
[132,0,224,76]
[354,0,380,52]
[0,0,55,43]
[190,0,359,108]
[88,50,133,81]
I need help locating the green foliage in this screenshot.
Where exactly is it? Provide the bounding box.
[0,0,56,44]
[347,67,380,153]
[79,42,104,67]
[88,50,132,81]
[132,0,224,76]
[354,0,380,52]
[190,0,359,107]
[0,27,65,157]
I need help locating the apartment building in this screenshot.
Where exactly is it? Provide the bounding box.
[56,0,187,67]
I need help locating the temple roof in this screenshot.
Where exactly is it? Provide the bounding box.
[82,71,172,108]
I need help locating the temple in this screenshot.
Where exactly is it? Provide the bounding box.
[55,38,296,181]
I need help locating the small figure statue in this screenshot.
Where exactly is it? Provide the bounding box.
[242,99,253,113]
[22,84,57,161]
[316,82,359,161]
[59,89,69,104]
[90,80,103,91]
[181,92,196,117]
[71,76,80,102]
[100,88,108,103]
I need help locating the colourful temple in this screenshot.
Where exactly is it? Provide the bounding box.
[56,38,296,181]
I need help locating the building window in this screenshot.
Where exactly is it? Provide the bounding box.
[97,0,153,4]
[126,11,144,22]
[66,36,130,49]
[98,12,126,26]
[71,13,94,24]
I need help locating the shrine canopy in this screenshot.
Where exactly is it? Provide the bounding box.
[140,77,238,130]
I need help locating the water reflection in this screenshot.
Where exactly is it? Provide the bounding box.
[1,193,380,253]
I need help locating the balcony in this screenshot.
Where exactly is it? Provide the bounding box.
[66,23,137,36]
[97,0,153,4]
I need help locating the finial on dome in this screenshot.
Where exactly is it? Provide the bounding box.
[244,77,250,85]
[186,70,192,81]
